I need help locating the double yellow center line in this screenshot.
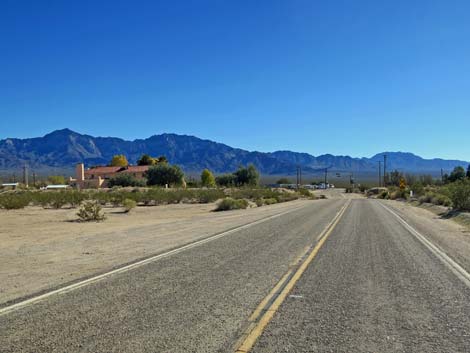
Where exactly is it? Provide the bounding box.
[234,200,351,352]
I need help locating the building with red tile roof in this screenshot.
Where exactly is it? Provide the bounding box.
[70,163,150,189]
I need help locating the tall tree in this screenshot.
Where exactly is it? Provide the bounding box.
[137,154,156,166]
[449,166,466,182]
[467,165,470,179]
[200,169,216,187]
[234,164,259,186]
[145,164,184,187]
[109,154,128,167]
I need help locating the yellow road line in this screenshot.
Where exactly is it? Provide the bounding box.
[248,270,293,322]
[235,200,350,353]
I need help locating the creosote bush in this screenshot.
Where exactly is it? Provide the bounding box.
[297,188,312,197]
[448,180,470,211]
[0,192,30,210]
[122,198,137,213]
[215,197,249,211]
[77,201,106,221]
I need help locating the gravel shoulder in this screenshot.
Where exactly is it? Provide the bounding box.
[0,199,311,306]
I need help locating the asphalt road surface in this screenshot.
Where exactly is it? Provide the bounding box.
[2,197,470,353]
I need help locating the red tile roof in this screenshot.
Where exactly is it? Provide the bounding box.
[122,165,150,173]
[84,165,150,176]
[85,166,122,175]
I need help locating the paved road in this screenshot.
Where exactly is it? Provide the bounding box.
[2,197,470,353]
[252,199,470,352]
[1,198,345,353]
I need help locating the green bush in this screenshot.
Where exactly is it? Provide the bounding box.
[0,193,31,210]
[49,192,70,209]
[193,189,224,203]
[377,190,390,199]
[297,188,311,197]
[122,198,137,213]
[77,201,106,221]
[419,192,452,207]
[215,197,249,211]
[255,198,264,207]
[264,198,278,205]
[107,174,146,188]
[448,180,470,211]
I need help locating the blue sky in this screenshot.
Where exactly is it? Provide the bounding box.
[1,0,469,160]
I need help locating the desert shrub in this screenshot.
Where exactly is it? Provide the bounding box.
[122,198,137,213]
[377,190,390,199]
[0,192,31,209]
[77,201,106,221]
[389,189,408,200]
[263,198,278,205]
[410,182,425,197]
[448,180,470,211]
[275,193,299,203]
[418,192,451,207]
[297,188,311,197]
[194,189,224,203]
[431,194,452,207]
[255,198,264,207]
[68,190,87,207]
[146,164,184,187]
[49,192,72,209]
[107,174,146,188]
[215,197,249,211]
[91,191,111,206]
[231,188,281,201]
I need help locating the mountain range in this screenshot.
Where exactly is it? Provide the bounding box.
[0,129,467,177]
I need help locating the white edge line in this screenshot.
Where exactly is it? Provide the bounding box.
[0,203,311,316]
[378,201,470,288]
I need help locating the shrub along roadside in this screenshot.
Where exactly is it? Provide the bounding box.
[76,201,106,222]
[0,192,30,210]
[215,198,249,211]
[448,180,470,211]
[0,186,305,211]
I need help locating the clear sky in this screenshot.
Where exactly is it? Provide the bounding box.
[1,0,469,160]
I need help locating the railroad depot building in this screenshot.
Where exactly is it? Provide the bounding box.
[70,163,149,188]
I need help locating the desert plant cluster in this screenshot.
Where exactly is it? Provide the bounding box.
[373,165,470,212]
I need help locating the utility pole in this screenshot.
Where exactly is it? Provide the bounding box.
[383,154,387,186]
[299,166,302,186]
[324,167,328,188]
[441,168,444,183]
[33,172,36,186]
[23,164,28,187]
[378,161,382,187]
[296,166,299,189]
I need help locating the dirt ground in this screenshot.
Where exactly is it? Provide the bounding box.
[0,200,312,306]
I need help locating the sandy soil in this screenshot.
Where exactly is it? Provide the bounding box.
[0,199,312,306]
